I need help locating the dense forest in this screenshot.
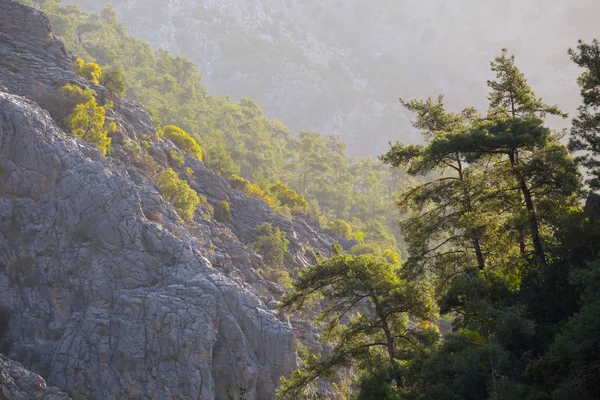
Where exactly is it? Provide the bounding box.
[277,44,600,399]
[19,1,600,399]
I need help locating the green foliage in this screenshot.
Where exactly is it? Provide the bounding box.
[201,130,239,178]
[169,150,184,167]
[487,49,567,119]
[66,94,115,154]
[100,66,126,98]
[569,39,600,190]
[247,183,276,208]
[228,175,251,192]
[59,83,96,105]
[214,200,231,222]
[277,250,436,399]
[350,242,382,257]
[250,223,289,271]
[74,57,102,84]
[156,168,200,220]
[162,125,202,160]
[122,138,159,176]
[370,48,588,400]
[352,230,365,243]
[268,182,308,213]
[38,1,409,255]
[228,176,276,208]
[328,219,352,240]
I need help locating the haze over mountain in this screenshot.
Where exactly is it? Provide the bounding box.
[66,0,599,155]
[3,0,600,399]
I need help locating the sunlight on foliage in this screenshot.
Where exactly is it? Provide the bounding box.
[156,168,200,220]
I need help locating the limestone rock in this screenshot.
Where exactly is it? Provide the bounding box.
[0,1,353,398]
[0,354,70,400]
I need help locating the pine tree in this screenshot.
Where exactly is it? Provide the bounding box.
[569,39,600,189]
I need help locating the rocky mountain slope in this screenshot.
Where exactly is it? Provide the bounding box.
[0,355,70,400]
[67,0,599,156]
[0,1,351,398]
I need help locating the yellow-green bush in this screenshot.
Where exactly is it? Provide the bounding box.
[247,184,275,208]
[268,181,308,213]
[352,231,365,243]
[122,138,159,176]
[162,125,202,160]
[227,175,275,208]
[329,219,352,240]
[350,242,382,257]
[67,96,115,155]
[74,58,102,84]
[59,83,96,105]
[156,168,200,220]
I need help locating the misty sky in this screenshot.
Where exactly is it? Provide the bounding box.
[389,0,599,126]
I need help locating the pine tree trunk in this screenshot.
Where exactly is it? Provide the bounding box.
[457,154,486,270]
[509,152,548,271]
[381,316,402,389]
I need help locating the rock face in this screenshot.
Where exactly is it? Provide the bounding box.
[0,1,352,398]
[0,354,71,400]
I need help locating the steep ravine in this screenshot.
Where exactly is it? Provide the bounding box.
[0,1,351,398]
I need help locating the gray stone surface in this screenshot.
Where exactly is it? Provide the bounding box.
[0,354,71,400]
[0,1,353,398]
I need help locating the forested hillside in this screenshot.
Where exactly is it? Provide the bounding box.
[21,0,408,257]
[5,1,600,400]
[277,43,600,400]
[65,0,599,156]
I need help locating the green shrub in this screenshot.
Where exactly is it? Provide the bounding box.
[352,230,365,243]
[122,139,159,176]
[162,125,202,160]
[382,249,402,268]
[268,181,308,213]
[263,268,292,287]
[169,150,184,167]
[329,219,352,240]
[215,200,232,222]
[226,176,275,207]
[156,168,200,220]
[60,83,96,106]
[228,175,251,192]
[251,223,289,270]
[100,66,126,98]
[67,95,115,155]
[204,201,214,218]
[350,242,382,257]
[246,184,275,207]
[74,57,102,84]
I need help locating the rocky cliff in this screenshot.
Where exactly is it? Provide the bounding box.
[0,1,351,398]
[0,355,70,400]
